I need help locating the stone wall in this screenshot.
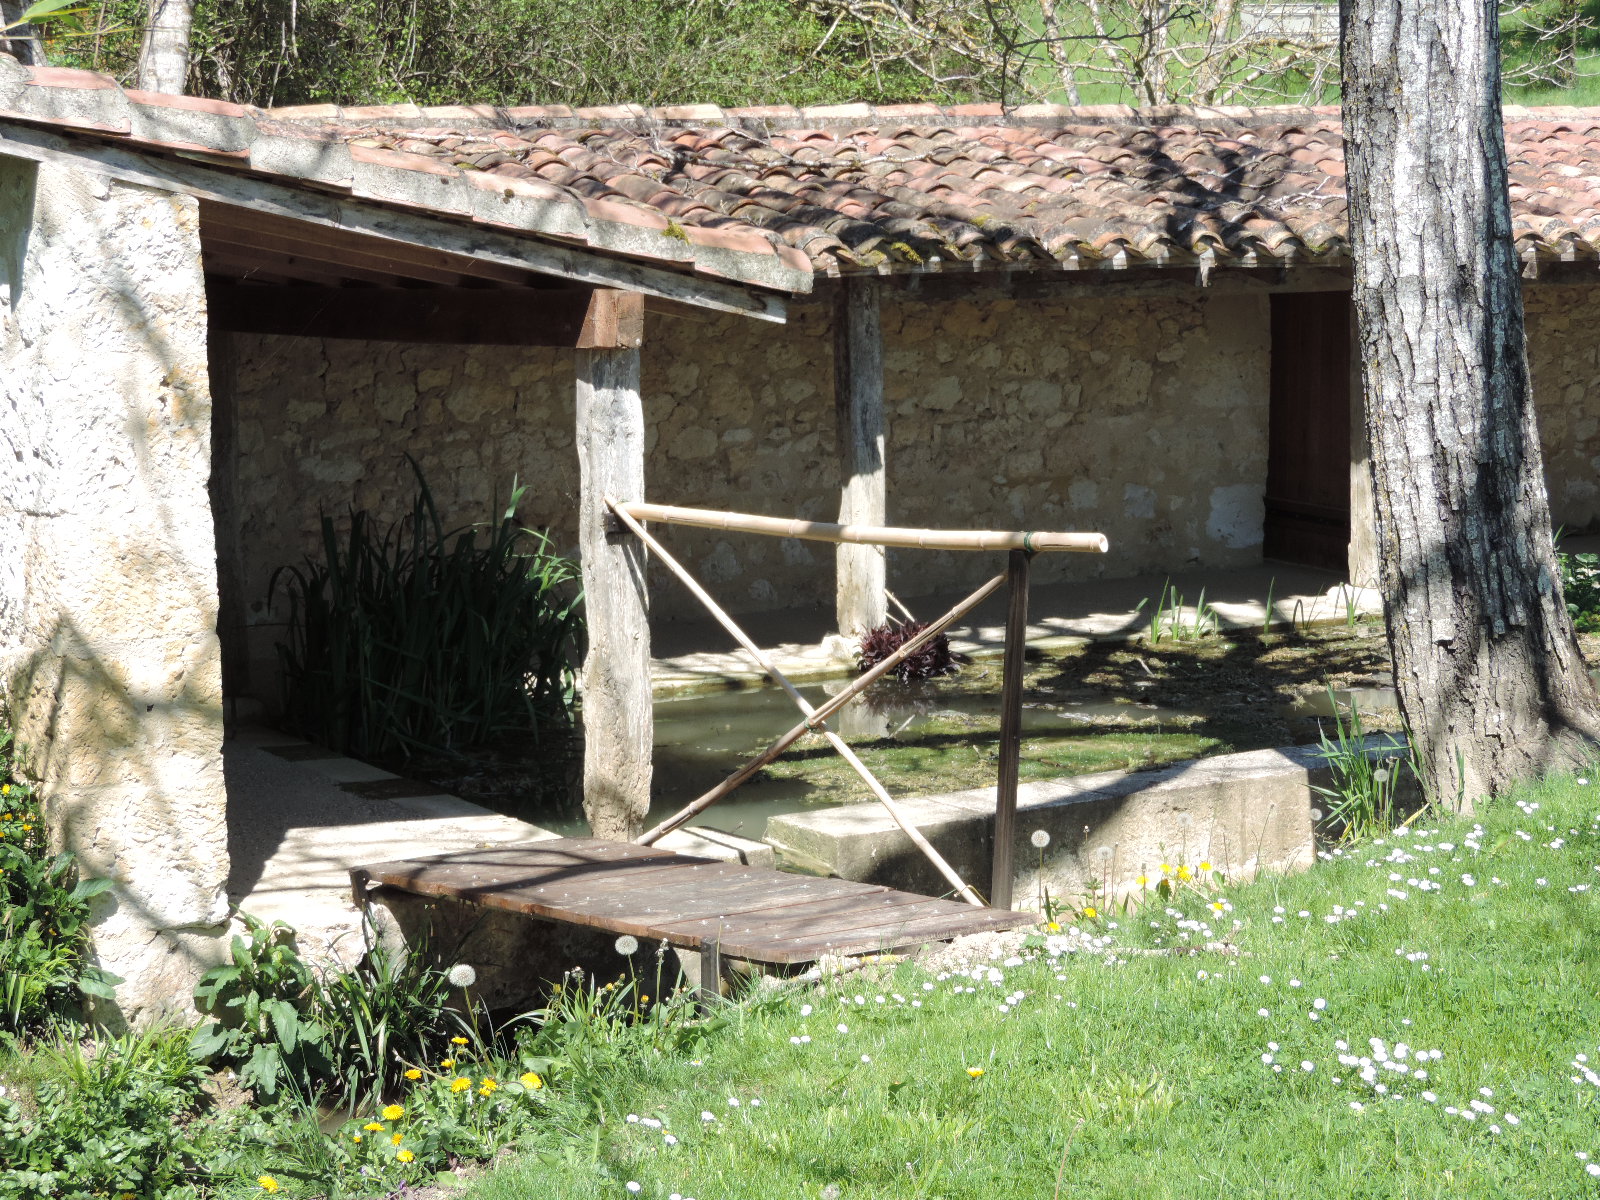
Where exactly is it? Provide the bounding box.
[0,155,228,1024]
[226,289,1271,691]
[1526,285,1600,532]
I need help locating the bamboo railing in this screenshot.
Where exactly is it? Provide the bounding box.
[610,497,1109,911]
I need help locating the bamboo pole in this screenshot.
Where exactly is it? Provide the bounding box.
[634,568,1009,849]
[608,498,986,906]
[617,500,1108,555]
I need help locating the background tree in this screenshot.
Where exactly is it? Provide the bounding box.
[1341,0,1600,807]
[134,0,191,92]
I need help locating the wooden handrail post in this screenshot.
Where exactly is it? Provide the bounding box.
[991,549,1032,911]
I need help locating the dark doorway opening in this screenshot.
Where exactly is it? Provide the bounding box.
[1265,291,1352,570]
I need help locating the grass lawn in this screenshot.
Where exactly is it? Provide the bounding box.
[468,772,1600,1200]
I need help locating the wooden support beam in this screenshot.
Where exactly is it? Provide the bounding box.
[990,549,1032,911]
[576,333,652,839]
[206,280,644,348]
[834,275,887,637]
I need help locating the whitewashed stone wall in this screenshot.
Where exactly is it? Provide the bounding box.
[228,289,1271,683]
[1526,286,1600,532]
[0,155,228,1024]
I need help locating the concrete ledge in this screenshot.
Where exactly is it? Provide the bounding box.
[765,742,1367,907]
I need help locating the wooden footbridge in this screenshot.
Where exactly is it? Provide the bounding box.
[353,502,1107,992]
[352,838,1030,996]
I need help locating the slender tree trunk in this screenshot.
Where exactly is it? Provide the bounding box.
[135,0,193,93]
[1341,0,1600,808]
[1,0,48,65]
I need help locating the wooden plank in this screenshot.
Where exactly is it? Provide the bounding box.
[576,348,652,838]
[735,907,1032,964]
[652,889,934,944]
[0,125,792,321]
[833,274,887,635]
[578,288,644,349]
[207,280,628,347]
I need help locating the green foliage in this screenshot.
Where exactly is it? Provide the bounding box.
[52,0,965,110]
[312,934,471,1109]
[271,459,581,760]
[1559,548,1600,632]
[1137,579,1220,642]
[1311,689,1413,839]
[188,912,331,1101]
[0,1026,207,1199]
[0,732,118,1034]
[190,910,474,1109]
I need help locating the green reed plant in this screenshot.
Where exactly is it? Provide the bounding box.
[1137,579,1220,643]
[1310,688,1415,840]
[272,458,582,759]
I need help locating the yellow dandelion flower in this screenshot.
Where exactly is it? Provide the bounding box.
[397,1149,414,1163]
[1160,862,1172,875]
[1200,861,1213,872]
[353,1134,363,1143]
[1045,921,1061,933]
[404,1068,422,1081]
[1135,874,1150,887]
[381,1104,404,1121]
[479,1078,499,1094]
[391,1132,404,1146]
[639,994,649,1003]
[363,1122,385,1132]
[1081,906,1097,919]
[520,1071,544,1090]
[451,1076,473,1093]
[440,1058,455,1068]
[258,1178,280,1194]
[966,1067,984,1079]
[1177,865,1193,881]
[451,1036,469,1045]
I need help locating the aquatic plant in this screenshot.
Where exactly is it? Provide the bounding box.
[856,620,962,683]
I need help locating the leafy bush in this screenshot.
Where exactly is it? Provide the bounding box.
[1559,549,1600,632]
[0,1027,207,1198]
[857,620,962,683]
[0,732,117,1033]
[188,912,332,1101]
[191,911,472,1108]
[272,460,581,759]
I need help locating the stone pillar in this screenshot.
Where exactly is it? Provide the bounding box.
[575,342,652,839]
[0,156,229,1025]
[834,276,887,636]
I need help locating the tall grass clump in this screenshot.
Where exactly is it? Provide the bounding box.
[272,460,582,759]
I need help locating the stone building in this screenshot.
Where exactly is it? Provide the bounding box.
[4,53,1600,1016]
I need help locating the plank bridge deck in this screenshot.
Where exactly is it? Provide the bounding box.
[351,837,1031,966]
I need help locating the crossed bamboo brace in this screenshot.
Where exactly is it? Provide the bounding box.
[605,498,1108,909]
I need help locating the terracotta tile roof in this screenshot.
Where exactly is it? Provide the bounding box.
[7,53,1600,285]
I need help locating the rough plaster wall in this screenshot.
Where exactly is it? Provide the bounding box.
[229,290,1268,670]
[1526,286,1600,531]
[0,156,227,1024]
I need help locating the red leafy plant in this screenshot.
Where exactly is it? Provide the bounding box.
[856,620,965,683]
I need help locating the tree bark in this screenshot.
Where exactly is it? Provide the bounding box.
[575,344,653,839]
[135,0,193,94]
[834,275,887,637]
[1,0,48,65]
[1341,0,1600,807]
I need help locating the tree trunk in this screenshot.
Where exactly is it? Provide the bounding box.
[135,0,193,94]
[1,0,48,65]
[1341,0,1600,808]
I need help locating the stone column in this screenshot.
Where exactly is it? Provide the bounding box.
[575,342,652,840]
[0,156,229,1025]
[834,276,887,636]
